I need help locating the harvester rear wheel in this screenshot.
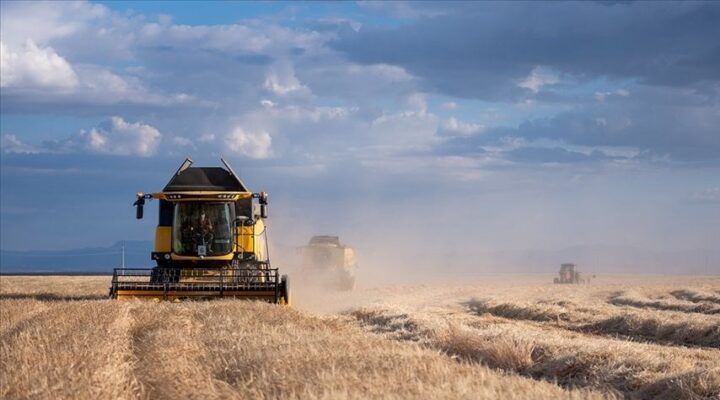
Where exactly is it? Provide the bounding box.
[280,274,291,306]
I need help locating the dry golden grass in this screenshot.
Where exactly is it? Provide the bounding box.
[1,274,719,399]
[607,291,720,315]
[346,276,720,399]
[466,296,720,348]
[671,289,720,305]
[0,276,599,400]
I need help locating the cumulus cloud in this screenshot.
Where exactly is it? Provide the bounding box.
[0,1,108,47]
[334,2,720,98]
[263,64,312,98]
[595,89,630,102]
[496,94,720,161]
[172,137,194,148]
[76,117,161,156]
[369,102,439,152]
[518,66,559,93]
[0,2,199,111]
[345,63,414,82]
[0,40,78,89]
[225,127,273,159]
[1,134,39,154]
[439,117,484,136]
[1,1,718,170]
[2,117,162,157]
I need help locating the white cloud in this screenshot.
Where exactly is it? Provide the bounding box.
[346,63,414,82]
[0,134,39,153]
[0,1,108,47]
[264,105,354,123]
[198,133,216,143]
[439,117,484,136]
[595,89,631,102]
[0,40,78,89]
[263,64,311,97]
[77,117,161,156]
[405,93,428,114]
[225,127,272,159]
[172,137,194,147]
[139,19,327,55]
[443,101,458,110]
[370,109,439,151]
[0,39,195,107]
[518,66,559,93]
[1,117,162,157]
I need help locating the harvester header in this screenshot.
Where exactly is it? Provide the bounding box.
[109,158,290,304]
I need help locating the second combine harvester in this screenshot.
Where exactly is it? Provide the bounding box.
[109,158,290,304]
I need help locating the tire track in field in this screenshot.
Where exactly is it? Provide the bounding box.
[98,303,145,399]
[0,300,52,341]
[670,289,720,305]
[607,294,720,315]
[466,298,720,348]
[127,304,233,400]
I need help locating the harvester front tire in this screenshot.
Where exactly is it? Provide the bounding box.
[337,272,355,291]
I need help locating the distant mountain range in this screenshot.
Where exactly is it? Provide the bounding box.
[0,241,153,274]
[1,241,717,275]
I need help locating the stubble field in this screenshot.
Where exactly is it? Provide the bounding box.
[1,274,718,399]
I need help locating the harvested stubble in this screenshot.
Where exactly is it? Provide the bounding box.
[0,298,600,400]
[349,305,720,400]
[607,291,720,315]
[670,289,720,305]
[2,274,719,400]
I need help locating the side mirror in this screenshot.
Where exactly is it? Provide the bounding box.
[259,191,268,205]
[260,204,268,219]
[133,196,145,220]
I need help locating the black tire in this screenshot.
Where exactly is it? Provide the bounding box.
[337,271,355,291]
[280,274,291,306]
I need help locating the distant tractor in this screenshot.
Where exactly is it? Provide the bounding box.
[553,263,588,284]
[300,235,357,291]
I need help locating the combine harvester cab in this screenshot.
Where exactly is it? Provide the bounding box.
[109,158,290,304]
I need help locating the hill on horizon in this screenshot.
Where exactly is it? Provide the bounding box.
[1,241,717,275]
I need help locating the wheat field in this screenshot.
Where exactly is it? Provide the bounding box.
[1,274,718,399]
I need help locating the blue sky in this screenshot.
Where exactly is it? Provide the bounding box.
[1,1,718,264]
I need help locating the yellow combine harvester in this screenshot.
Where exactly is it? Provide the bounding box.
[109,158,290,304]
[300,236,357,291]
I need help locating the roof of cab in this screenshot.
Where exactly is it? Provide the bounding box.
[163,158,249,192]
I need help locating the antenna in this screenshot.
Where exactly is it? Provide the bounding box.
[121,241,126,268]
